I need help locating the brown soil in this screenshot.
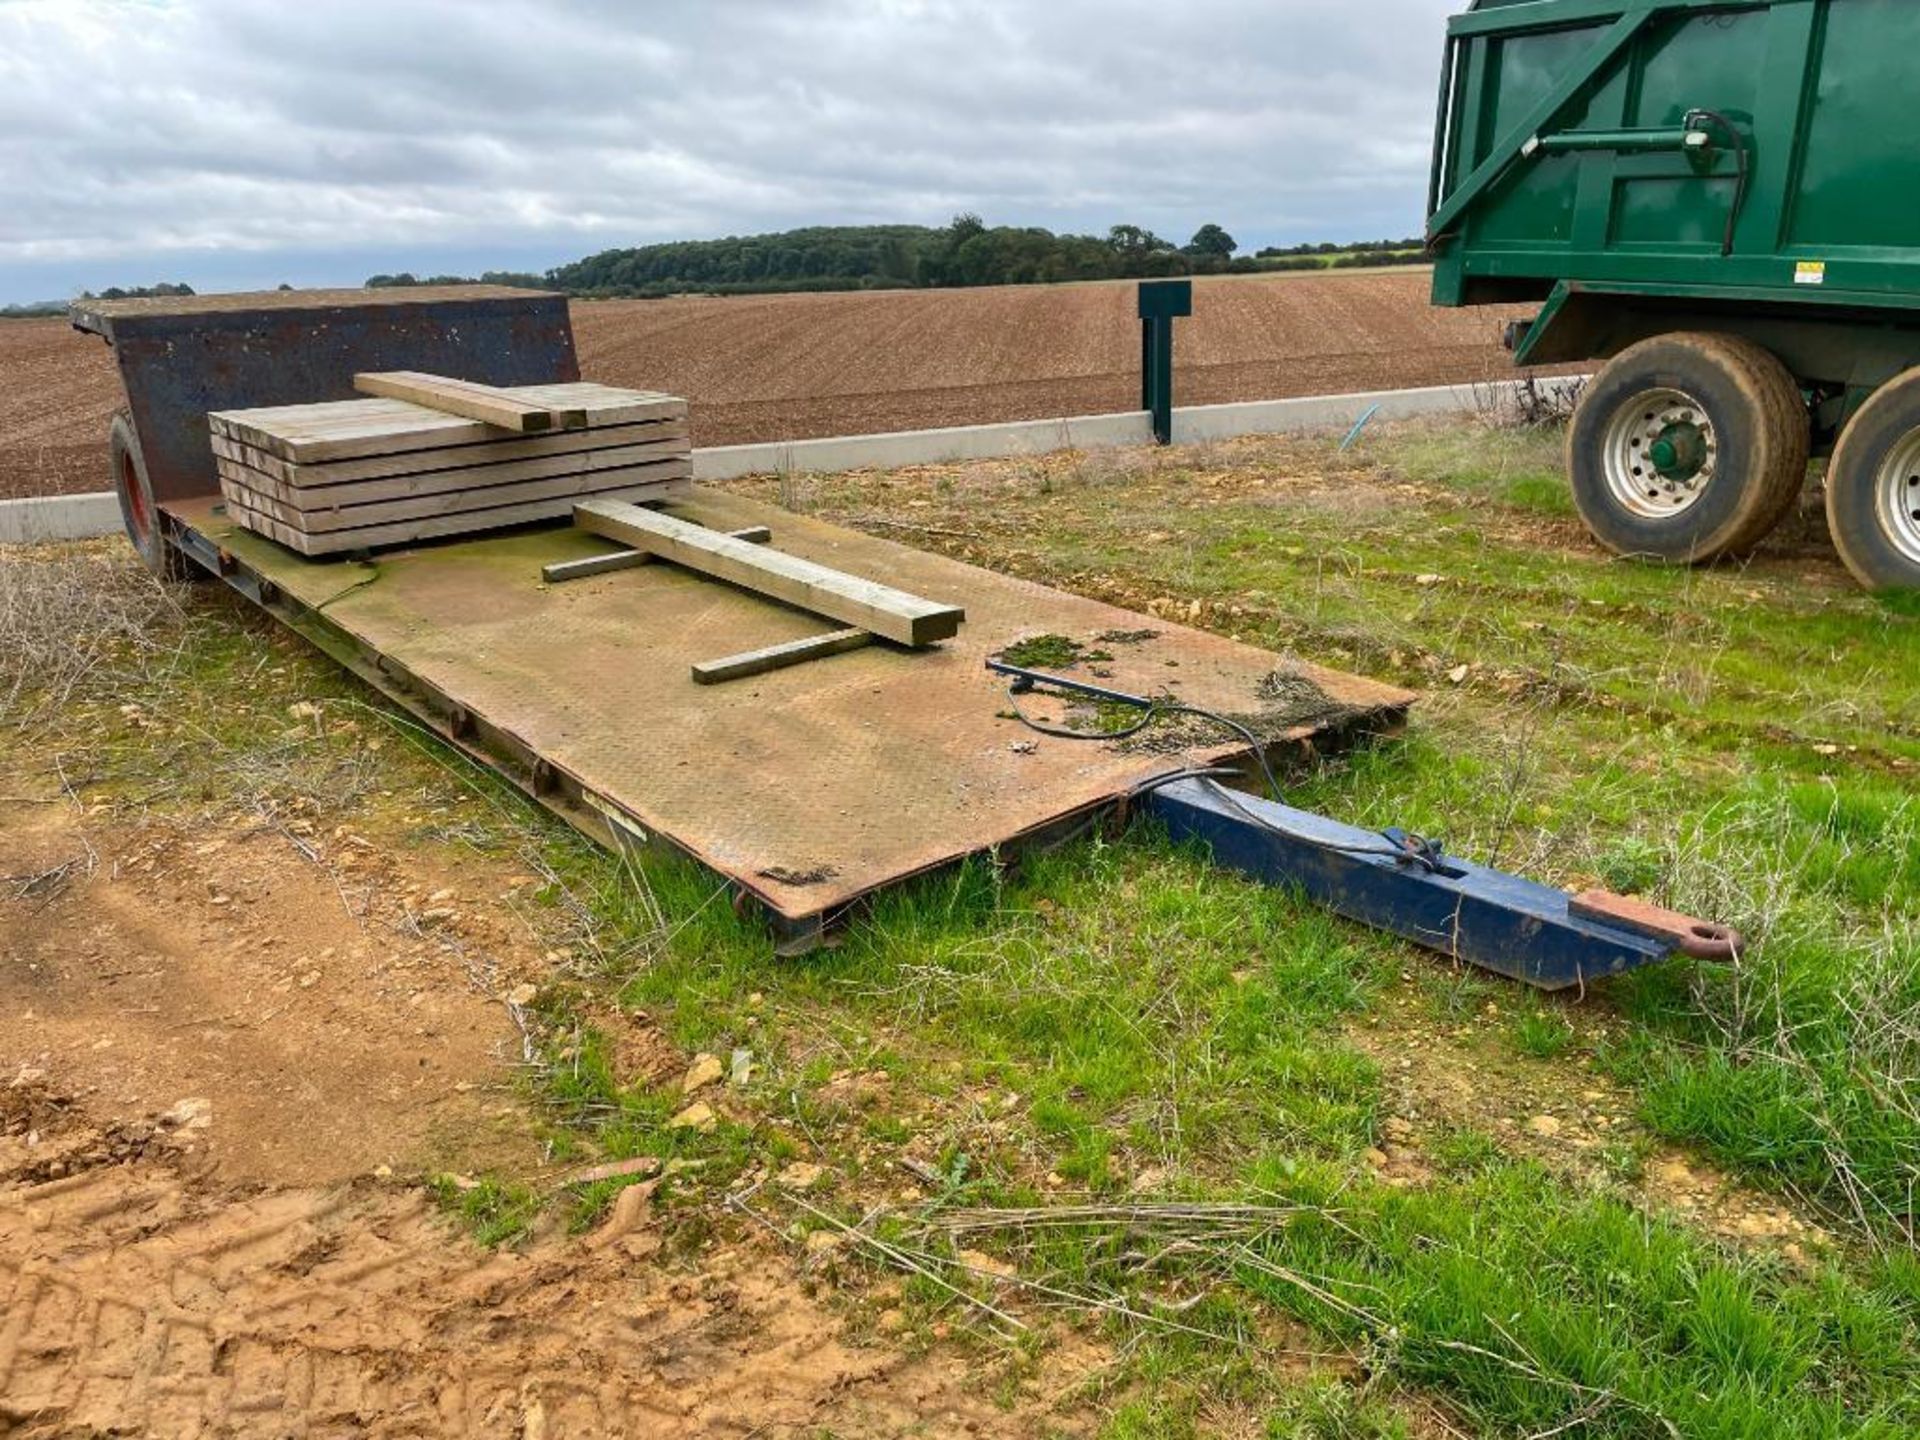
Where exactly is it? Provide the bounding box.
[0,801,1085,1436]
[1,806,549,1189]
[0,1127,1061,1438]
[1349,981,1835,1264]
[0,269,1540,500]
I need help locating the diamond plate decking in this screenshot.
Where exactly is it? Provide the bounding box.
[164,488,1414,927]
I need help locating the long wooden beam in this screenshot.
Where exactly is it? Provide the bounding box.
[353,371,585,433]
[541,525,773,583]
[692,628,873,685]
[574,499,965,646]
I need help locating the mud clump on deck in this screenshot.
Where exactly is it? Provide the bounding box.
[759,863,841,886]
[1115,665,1370,756]
[998,634,1114,670]
[1257,667,1359,728]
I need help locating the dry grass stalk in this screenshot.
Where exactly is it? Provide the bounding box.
[0,546,188,732]
[924,1201,1309,1239]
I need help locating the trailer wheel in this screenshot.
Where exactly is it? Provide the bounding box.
[1567,333,1809,563]
[1825,367,1920,592]
[108,410,192,581]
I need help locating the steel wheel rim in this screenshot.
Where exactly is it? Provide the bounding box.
[1601,387,1718,520]
[1874,427,1920,566]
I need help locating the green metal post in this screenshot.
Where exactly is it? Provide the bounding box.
[1137,279,1192,446]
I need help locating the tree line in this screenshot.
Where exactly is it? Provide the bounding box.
[366,217,1427,300]
[2,223,1428,318]
[3,281,198,318]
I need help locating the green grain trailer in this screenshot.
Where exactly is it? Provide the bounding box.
[1428,0,1920,589]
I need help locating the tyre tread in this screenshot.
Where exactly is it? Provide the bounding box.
[1566,331,1808,563]
[1826,367,1920,591]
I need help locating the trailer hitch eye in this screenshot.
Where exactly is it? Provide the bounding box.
[1569,890,1743,964]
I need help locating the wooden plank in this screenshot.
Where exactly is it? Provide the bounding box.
[509,383,683,427]
[692,629,873,686]
[541,526,773,583]
[214,438,689,507]
[574,499,965,647]
[226,482,686,556]
[210,384,688,463]
[220,459,692,532]
[210,419,688,487]
[353,371,576,433]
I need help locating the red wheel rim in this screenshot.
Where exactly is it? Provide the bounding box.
[120,448,152,546]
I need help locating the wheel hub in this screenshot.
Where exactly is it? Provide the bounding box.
[1648,422,1708,481]
[1601,388,1718,519]
[1872,428,1920,566]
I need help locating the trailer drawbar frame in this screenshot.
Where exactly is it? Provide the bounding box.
[987,657,1740,992]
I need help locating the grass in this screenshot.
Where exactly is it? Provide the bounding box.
[1234,1157,1920,1438]
[1370,414,1578,517]
[428,1175,541,1248]
[783,422,1920,1242]
[4,412,1917,1434]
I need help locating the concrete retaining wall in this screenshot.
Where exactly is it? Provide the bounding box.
[691,379,1538,480]
[691,410,1154,481]
[2,378,1545,545]
[0,492,122,545]
[1172,381,1509,443]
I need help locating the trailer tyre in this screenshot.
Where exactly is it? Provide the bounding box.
[1826,367,1920,592]
[1567,333,1809,563]
[108,410,192,582]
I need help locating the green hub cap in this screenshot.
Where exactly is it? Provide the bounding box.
[1648,422,1708,480]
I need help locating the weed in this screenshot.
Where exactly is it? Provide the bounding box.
[1427,1127,1504,1177]
[1508,1005,1577,1060]
[1264,1380,1410,1439]
[1368,417,1574,516]
[430,1175,540,1248]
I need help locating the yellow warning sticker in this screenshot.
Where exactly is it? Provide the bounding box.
[1795,261,1827,286]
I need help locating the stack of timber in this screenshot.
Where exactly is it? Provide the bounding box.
[208,378,690,556]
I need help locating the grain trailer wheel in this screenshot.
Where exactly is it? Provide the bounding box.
[1825,367,1920,592]
[108,410,193,581]
[1566,333,1810,564]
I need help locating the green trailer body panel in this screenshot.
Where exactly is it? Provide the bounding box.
[1429,0,1920,389]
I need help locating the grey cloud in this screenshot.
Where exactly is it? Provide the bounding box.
[0,0,1460,298]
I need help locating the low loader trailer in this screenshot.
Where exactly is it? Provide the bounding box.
[72,285,1737,991]
[1430,0,1920,590]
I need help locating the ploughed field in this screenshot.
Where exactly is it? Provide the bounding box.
[0,268,1532,501]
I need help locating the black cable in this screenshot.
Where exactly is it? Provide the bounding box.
[314,560,381,611]
[1004,682,1437,868]
[1688,109,1748,257]
[1008,689,1286,800]
[1004,689,1159,743]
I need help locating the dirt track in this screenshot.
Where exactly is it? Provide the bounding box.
[2,1114,1048,1438]
[0,798,1086,1438]
[0,270,1533,501]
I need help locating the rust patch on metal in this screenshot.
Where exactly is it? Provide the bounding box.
[1569,890,1742,962]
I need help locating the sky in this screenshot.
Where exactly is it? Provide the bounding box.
[0,0,1462,304]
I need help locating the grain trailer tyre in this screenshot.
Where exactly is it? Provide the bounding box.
[1565,333,1810,564]
[108,410,194,582]
[1824,367,1920,592]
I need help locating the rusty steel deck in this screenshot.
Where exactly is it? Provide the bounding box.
[164,488,1414,932]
